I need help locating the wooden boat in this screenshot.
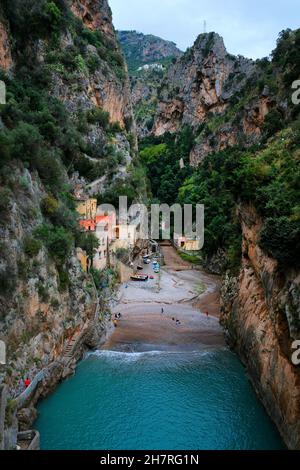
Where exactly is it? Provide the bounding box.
[131,274,149,282]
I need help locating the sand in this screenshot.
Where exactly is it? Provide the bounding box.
[102,246,224,352]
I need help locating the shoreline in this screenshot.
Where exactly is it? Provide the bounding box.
[102,248,224,353]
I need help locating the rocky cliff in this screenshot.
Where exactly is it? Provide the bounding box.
[152,32,281,164]
[0,10,12,73]
[221,205,300,449]
[135,26,300,449]
[118,30,183,138]
[0,0,138,449]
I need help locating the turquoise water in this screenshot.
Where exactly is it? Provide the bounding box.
[36,349,284,450]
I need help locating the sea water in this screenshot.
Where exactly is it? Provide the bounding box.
[35,349,284,450]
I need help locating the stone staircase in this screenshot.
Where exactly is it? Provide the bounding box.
[63,338,77,359]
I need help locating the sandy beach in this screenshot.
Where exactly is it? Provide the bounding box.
[102,245,225,352]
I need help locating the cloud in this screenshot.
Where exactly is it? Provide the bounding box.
[109,0,299,59]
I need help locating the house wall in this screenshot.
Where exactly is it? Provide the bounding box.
[76,199,97,220]
[184,240,201,251]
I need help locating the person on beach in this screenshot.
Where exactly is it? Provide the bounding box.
[206,311,209,317]
[176,320,181,326]
[161,307,164,314]
[113,320,118,328]
[118,313,122,319]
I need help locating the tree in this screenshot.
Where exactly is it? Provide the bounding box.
[78,232,100,269]
[34,224,74,263]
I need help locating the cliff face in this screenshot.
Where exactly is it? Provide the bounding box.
[153,33,276,164]
[221,205,300,449]
[0,14,12,72]
[0,167,96,392]
[65,0,134,128]
[118,30,182,138]
[154,33,253,128]
[71,0,115,39]
[0,0,137,447]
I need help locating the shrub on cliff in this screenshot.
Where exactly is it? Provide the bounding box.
[34,224,73,263]
[41,195,60,218]
[86,108,110,128]
[259,217,300,267]
[23,237,42,257]
[4,0,69,41]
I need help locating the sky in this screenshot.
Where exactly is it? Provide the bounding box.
[109,0,299,59]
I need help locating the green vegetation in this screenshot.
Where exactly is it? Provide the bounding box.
[179,252,202,265]
[139,127,194,205]
[34,224,74,263]
[138,29,300,272]
[23,237,42,257]
[0,0,143,297]
[78,232,100,268]
[3,0,69,43]
[118,31,181,74]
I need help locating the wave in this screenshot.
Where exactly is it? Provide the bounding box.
[85,347,229,363]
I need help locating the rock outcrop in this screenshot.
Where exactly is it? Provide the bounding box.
[221,205,300,449]
[118,30,183,137]
[152,32,276,164]
[154,34,254,130]
[67,0,134,129]
[71,0,115,40]
[0,12,12,72]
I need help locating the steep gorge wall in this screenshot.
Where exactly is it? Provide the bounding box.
[221,205,300,449]
[139,29,300,448]
[0,0,137,448]
[152,33,275,165]
[61,0,134,128]
[0,13,12,73]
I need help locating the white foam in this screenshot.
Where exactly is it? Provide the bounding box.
[85,347,228,363]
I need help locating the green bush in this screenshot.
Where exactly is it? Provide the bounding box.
[0,188,11,215]
[263,109,284,138]
[34,224,74,262]
[4,0,69,41]
[23,237,42,257]
[259,217,300,266]
[41,195,59,217]
[86,108,110,128]
[58,268,70,291]
[8,122,43,163]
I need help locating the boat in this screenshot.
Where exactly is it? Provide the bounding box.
[137,265,144,270]
[130,274,149,282]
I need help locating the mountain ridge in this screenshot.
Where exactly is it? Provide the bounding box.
[118,30,182,72]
